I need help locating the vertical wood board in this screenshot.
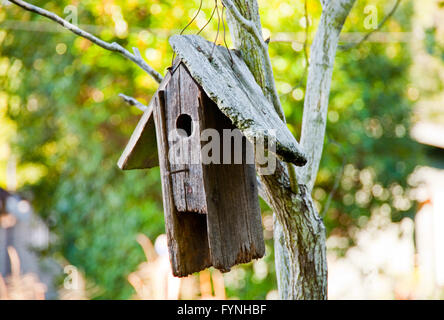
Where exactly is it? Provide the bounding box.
[200,93,265,271]
[153,90,212,277]
[166,65,206,214]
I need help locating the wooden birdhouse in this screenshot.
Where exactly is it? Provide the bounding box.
[118,35,307,277]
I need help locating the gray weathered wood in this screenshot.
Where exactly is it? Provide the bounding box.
[117,72,175,170]
[153,64,265,275]
[165,65,207,214]
[201,92,265,270]
[153,90,212,277]
[225,0,355,299]
[165,66,187,211]
[178,66,207,214]
[119,56,266,275]
[169,35,307,166]
[117,106,158,170]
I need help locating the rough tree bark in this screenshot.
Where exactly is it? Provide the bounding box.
[224,0,356,299]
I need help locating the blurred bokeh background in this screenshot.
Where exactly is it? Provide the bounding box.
[0,0,443,299]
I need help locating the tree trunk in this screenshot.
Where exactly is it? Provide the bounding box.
[225,0,356,299]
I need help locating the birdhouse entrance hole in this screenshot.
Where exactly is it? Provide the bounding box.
[176,113,193,137]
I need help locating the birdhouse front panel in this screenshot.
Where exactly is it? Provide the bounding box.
[164,64,207,214]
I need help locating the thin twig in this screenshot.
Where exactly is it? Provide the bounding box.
[8,0,163,83]
[340,0,402,50]
[321,155,346,217]
[118,94,149,112]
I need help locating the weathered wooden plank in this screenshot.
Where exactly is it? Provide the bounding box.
[169,34,307,166]
[117,106,158,170]
[165,64,207,214]
[153,90,212,277]
[165,69,187,212]
[200,92,265,271]
[178,64,207,214]
[117,71,173,170]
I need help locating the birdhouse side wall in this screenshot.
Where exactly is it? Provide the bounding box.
[199,93,265,271]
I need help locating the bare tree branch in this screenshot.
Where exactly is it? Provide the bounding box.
[340,0,402,50]
[298,0,357,192]
[222,0,285,122]
[118,94,149,112]
[8,0,163,84]
[208,0,355,300]
[222,0,300,192]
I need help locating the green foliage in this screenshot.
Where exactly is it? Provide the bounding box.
[425,27,444,61]
[0,0,423,299]
[1,0,168,299]
[323,44,421,237]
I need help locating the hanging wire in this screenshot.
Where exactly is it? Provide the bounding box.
[171,0,233,67]
[221,5,234,65]
[210,0,221,59]
[171,0,204,66]
[197,1,218,35]
[180,0,204,36]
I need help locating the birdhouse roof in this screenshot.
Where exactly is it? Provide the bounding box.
[118,35,306,170]
[170,35,306,166]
